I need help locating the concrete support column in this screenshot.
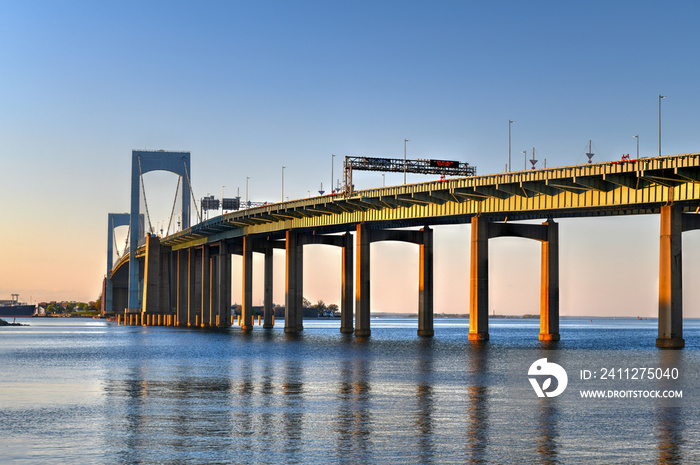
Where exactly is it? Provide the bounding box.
[176,249,188,326]
[263,245,274,328]
[210,253,219,326]
[657,205,685,348]
[187,248,197,326]
[142,235,161,316]
[296,238,304,332]
[469,216,489,341]
[340,232,354,334]
[355,223,371,337]
[242,236,254,331]
[285,230,299,333]
[219,244,231,328]
[418,227,434,337]
[540,220,560,341]
[201,246,211,327]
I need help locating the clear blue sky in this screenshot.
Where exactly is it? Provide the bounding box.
[2,1,700,317]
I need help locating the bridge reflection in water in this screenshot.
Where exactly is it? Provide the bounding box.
[105,151,700,348]
[98,324,694,463]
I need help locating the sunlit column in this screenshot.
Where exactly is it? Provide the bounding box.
[539,220,560,341]
[469,216,489,341]
[657,205,684,348]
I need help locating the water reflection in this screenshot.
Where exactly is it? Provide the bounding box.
[535,350,562,463]
[257,358,275,457]
[121,364,149,463]
[103,348,237,463]
[233,359,255,456]
[283,359,304,460]
[466,344,488,463]
[335,353,372,462]
[415,339,435,463]
[656,350,685,464]
[536,400,559,464]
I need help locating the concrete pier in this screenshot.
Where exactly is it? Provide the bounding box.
[217,243,231,328]
[469,216,489,341]
[469,216,559,342]
[418,227,434,337]
[263,244,274,328]
[200,245,211,327]
[241,237,254,331]
[341,232,354,334]
[657,205,685,348]
[539,220,559,342]
[285,230,300,333]
[355,223,371,337]
[354,224,434,338]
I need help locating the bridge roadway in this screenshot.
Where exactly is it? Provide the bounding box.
[108,152,700,348]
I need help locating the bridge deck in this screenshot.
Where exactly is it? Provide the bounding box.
[162,153,700,250]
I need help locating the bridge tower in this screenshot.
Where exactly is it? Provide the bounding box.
[104,212,143,315]
[128,151,192,312]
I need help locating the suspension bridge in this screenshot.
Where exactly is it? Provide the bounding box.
[103,149,700,348]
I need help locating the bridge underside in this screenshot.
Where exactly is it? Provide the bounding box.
[107,153,700,348]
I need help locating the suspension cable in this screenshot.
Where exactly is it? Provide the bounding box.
[166,177,181,235]
[137,155,154,234]
[111,216,119,259]
[122,222,130,258]
[182,160,201,223]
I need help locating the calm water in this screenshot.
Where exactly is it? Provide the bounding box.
[1,317,699,464]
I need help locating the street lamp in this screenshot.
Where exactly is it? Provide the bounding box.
[331,154,337,194]
[221,185,225,212]
[282,166,286,202]
[508,120,515,172]
[633,135,639,158]
[659,95,666,157]
[246,176,250,208]
[521,150,527,170]
[403,138,410,184]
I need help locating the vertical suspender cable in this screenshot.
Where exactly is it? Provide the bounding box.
[183,160,201,224]
[166,177,181,235]
[138,156,154,234]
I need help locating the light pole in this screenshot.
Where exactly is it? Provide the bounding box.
[403,138,410,184]
[508,120,515,172]
[521,150,527,170]
[221,185,225,212]
[659,95,666,157]
[331,154,336,194]
[281,166,286,202]
[633,135,639,159]
[246,176,250,208]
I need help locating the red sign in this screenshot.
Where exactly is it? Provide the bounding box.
[429,159,459,168]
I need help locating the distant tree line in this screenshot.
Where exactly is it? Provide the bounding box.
[231,297,340,317]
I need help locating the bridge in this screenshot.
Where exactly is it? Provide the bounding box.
[103,150,700,348]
